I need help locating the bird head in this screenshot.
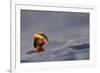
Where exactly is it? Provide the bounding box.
[32,32,48,44]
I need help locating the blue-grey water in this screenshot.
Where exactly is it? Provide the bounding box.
[21,39,89,63]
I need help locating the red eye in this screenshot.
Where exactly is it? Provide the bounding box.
[41,39,43,42]
[39,39,44,43]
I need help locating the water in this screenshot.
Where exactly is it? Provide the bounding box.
[21,39,89,63]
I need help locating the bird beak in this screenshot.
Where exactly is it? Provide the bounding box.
[46,41,48,44]
[46,40,49,44]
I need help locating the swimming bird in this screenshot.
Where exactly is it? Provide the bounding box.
[32,32,48,52]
